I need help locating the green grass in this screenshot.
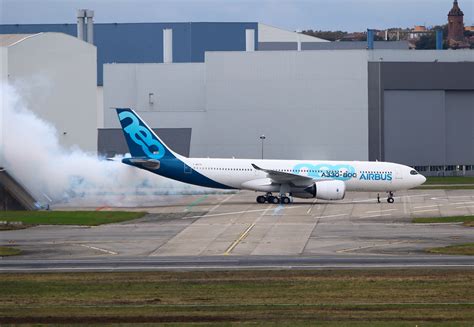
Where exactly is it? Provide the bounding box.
[416,185,474,190]
[415,176,474,189]
[0,211,147,226]
[0,246,21,256]
[427,243,474,256]
[424,176,474,185]
[0,270,473,325]
[413,216,474,227]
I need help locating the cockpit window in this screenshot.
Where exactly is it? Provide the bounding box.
[410,170,419,175]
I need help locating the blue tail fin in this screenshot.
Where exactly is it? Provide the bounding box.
[116,108,178,160]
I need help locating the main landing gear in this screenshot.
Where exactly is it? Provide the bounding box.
[256,193,291,204]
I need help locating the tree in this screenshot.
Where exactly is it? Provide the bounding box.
[415,25,448,49]
[301,30,347,41]
[416,34,436,49]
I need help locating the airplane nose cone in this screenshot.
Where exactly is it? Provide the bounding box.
[420,175,427,185]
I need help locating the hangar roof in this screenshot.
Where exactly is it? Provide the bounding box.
[0,33,38,47]
[0,22,259,85]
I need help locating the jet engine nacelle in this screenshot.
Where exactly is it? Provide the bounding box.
[292,180,346,200]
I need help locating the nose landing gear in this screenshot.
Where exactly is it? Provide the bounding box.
[387,191,394,203]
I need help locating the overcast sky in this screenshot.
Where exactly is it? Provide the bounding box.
[0,0,472,32]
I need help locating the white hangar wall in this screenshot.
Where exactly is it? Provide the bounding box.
[2,33,97,152]
[103,50,369,160]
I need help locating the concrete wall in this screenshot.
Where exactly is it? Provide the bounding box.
[104,50,369,160]
[97,86,103,128]
[7,33,97,152]
[103,62,206,126]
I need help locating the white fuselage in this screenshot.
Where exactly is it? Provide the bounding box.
[179,157,426,193]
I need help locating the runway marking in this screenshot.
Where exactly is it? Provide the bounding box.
[412,209,439,213]
[432,196,472,201]
[182,206,300,220]
[315,213,348,219]
[224,205,272,255]
[397,194,431,198]
[337,240,409,253]
[452,201,474,205]
[456,205,474,209]
[350,198,378,203]
[306,200,316,214]
[184,195,208,212]
[365,208,398,214]
[414,205,439,209]
[208,194,235,213]
[224,223,256,255]
[359,213,393,218]
[79,244,117,255]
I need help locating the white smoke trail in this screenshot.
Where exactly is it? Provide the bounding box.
[0,82,230,207]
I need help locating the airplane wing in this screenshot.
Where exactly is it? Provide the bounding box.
[251,163,315,185]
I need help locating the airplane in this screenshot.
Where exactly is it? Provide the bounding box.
[116,108,426,204]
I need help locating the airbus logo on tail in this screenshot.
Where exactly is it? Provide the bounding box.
[118,111,165,159]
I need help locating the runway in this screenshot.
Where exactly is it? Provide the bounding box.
[1,189,474,272]
[1,255,474,272]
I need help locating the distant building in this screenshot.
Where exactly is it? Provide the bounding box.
[447,0,468,48]
[409,25,429,40]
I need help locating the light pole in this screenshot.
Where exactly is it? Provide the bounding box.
[259,135,266,159]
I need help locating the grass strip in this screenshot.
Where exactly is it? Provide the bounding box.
[416,185,474,190]
[0,246,21,256]
[0,270,473,324]
[424,176,474,185]
[413,216,474,226]
[427,243,474,256]
[0,211,147,226]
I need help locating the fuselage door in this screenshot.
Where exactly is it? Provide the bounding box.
[394,167,402,180]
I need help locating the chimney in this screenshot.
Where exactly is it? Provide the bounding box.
[76,9,86,41]
[245,29,255,52]
[163,29,173,63]
[86,10,94,44]
[296,31,301,51]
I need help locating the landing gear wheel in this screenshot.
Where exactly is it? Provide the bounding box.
[281,197,290,204]
[281,196,291,204]
[256,195,266,204]
[387,197,394,204]
[268,196,280,204]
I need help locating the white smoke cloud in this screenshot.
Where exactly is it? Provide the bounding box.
[0,82,229,207]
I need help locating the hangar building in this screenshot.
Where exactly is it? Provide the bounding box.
[1,20,473,176]
[102,49,474,176]
[0,33,97,152]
